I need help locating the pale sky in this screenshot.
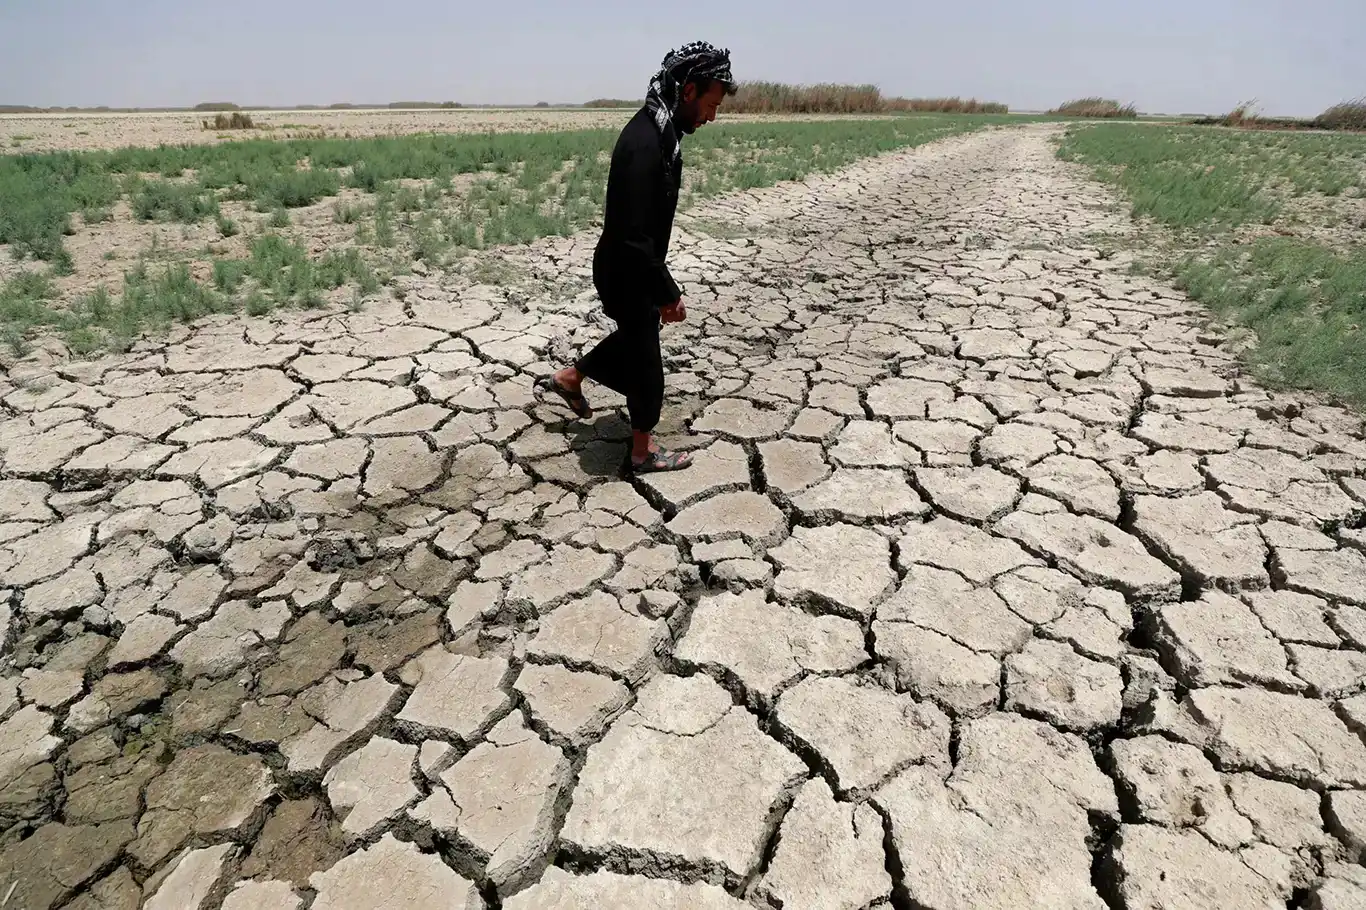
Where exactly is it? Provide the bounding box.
[1,0,1360,117]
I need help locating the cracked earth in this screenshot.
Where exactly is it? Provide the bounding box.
[3,122,1366,909]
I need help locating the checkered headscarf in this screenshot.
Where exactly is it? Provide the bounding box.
[644,41,734,175]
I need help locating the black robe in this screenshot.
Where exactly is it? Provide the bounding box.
[574,105,687,433]
[591,105,683,318]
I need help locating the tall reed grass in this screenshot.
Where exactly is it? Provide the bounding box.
[586,82,1008,115]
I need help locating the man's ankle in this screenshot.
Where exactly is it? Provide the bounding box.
[631,432,653,460]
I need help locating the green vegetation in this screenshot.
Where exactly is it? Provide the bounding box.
[1058,122,1366,405]
[1050,98,1138,119]
[2,232,381,354]
[0,113,1010,354]
[1058,125,1366,228]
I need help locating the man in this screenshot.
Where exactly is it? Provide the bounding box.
[536,41,736,473]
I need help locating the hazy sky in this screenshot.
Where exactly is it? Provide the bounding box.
[1,0,1360,116]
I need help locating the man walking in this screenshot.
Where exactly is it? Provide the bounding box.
[537,41,736,473]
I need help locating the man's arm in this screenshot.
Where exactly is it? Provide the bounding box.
[612,141,681,308]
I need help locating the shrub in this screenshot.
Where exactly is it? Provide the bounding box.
[1221,100,1258,127]
[1195,97,1366,133]
[257,167,340,208]
[1316,98,1366,132]
[1049,98,1139,119]
[130,179,219,222]
[203,112,255,130]
[728,82,884,114]
[885,97,1009,114]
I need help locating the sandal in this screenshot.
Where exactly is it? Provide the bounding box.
[626,447,694,473]
[534,375,592,419]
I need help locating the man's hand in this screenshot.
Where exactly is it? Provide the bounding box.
[660,298,686,323]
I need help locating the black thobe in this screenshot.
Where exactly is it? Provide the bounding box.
[575,105,684,433]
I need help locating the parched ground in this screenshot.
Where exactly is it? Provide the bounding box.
[0,108,890,154]
[3,124,1366,909]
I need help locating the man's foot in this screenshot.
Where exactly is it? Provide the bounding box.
[534,372,592,419]
[627,446,693,473]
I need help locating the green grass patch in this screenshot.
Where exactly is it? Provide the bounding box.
[1177,239,1366,404]
[213,233,378,304]
[129,177,220,222]
[1,230,382,353]
[1059,121,1366,405]
[0,271,59,353]
[1057,123,1365,229]
[257,167,341,208]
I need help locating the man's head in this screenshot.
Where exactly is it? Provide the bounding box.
[678,76,734,132]
[649,41,736,133]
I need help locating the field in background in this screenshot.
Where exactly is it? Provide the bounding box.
[3,83,1020,155]
[0,109,641,155]
[8,79,1365,398]
[0,112,1013,356]
[1057,123,1366,405]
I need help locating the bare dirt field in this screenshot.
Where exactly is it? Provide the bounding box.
[0,108,893,154]
[3,121,1366,910]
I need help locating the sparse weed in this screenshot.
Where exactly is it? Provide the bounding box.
[374,198,396,247]
[245,290,272,316]
[51,248,76,276]
[258,167,341,208]
[333,201,362,223]
[412,213,450,264]
[393,186,423,212]
[130,178,220,223]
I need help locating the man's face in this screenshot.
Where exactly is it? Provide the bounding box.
[678,80,728,133]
